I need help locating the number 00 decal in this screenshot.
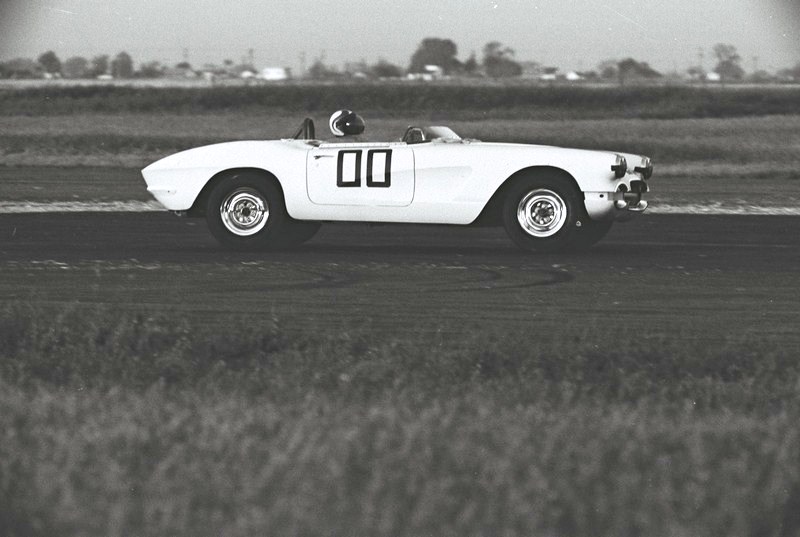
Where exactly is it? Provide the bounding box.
[337,149,392,188]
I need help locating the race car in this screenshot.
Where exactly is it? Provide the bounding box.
[142,110,652,252]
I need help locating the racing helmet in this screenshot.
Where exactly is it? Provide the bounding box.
[329,109,365,137]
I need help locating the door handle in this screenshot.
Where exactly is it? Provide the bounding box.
[314,155,333,159]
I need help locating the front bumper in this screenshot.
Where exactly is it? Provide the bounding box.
[584,176,650,221]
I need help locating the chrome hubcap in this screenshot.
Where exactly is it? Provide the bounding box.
[516,189,567,238]
[220,188,269,236]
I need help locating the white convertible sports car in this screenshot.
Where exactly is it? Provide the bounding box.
[142,110,651,251]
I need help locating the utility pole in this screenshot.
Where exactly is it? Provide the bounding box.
[698,47,705,85]
[248,48,254,67]
[299,51,306,78]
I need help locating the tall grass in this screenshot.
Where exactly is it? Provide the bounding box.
[2,301,798,408]
[2,84,799,118]
[2,302,800,536]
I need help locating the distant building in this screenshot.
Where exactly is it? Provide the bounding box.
[163,66,196,78]
[406,64,444,81]
[519,61,543,79]
[259,67,290,81]
[539,67,559,82]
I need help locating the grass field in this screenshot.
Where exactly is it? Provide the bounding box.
[2,84,799,118]
[2,113,799,182]
[2,84,800,536]
[2,303,800,537]
[1,84,798,177]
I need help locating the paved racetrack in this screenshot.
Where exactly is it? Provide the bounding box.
[2,212,798,346]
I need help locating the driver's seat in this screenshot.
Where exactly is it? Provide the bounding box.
[402,126,425,144]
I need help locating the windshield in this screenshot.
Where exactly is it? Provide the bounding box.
[422,126,461,142]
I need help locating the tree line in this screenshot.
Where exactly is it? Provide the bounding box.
[1,51,139,79]
[2,39,799,83]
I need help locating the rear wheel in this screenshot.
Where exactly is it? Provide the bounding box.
[502,173,581,252]
[206,172,318,250]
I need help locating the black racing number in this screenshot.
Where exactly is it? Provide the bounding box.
[337,149,392,188]
[366,149,392,188]
[336,150,361,188]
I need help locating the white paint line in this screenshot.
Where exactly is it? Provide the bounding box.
[0,201,799,216]
[0,201,165,213]
[648,204,800,216]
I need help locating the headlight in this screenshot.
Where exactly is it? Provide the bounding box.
[611,154,627,179]
[634,157,653,180]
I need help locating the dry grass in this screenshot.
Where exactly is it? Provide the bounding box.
[2,303,800,537]
[1,114,799,177]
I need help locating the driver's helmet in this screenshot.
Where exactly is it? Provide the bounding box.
[329,109,365,137]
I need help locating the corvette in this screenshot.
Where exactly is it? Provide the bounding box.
[142,110,652,251]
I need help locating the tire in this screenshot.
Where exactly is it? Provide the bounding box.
[276,220,321,248]
[567,218,613,251]
[502,172,582,252]
[206,172,317,250]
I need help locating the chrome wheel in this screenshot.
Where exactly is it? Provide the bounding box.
[219,188,269,236]
[516,189,567,238]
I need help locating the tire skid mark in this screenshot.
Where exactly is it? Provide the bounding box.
[241,267,361,291]
[2,259,575,293]
[433,267,574,293]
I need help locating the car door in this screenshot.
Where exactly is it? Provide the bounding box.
[306,143,414,207]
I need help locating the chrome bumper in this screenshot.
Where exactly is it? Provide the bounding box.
[584,192,649,221]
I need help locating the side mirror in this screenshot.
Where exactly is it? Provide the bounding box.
[329,109,365,137]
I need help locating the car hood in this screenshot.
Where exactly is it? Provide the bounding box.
[475,141,649,172]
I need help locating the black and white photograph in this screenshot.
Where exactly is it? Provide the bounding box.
[1,0,799,535]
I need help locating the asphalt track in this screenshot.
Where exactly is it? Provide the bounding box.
[1,212,799,344]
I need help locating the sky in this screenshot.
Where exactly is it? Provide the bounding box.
[1,0,798,74]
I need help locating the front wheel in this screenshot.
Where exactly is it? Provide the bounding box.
[206,172,318,250]
[502,173,581,252]
[567,218,613,250]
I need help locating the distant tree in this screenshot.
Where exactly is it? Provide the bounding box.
[748,70,773,83]
[111,52,134,78]
[777,62,800,82]
[482,41,522,78]
[687,65,705,81]
[307,59,336,80]
[370,59,403,78]
[408,38,461,74]
[463,52,478,75]
[175,61,192,70]
[90,55,109,77]
[37,50,61,75]
[137,61,164,78]
[0,58,41,78]
[598,59,618,81]
[617,58,661,85]
[62,56,89,78]
[343,60,369,77]
[713,43,744,82]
